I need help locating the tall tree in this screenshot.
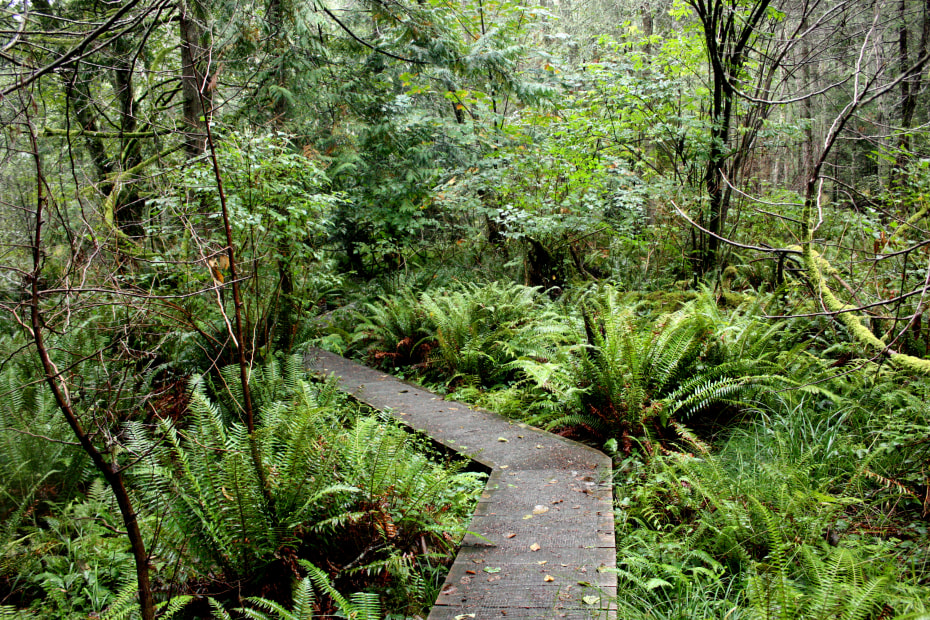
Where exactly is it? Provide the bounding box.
[892,0,930,188]
[180,0,212,157]
[688,0,775,273]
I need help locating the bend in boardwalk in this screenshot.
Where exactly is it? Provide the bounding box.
[306,348,617,619]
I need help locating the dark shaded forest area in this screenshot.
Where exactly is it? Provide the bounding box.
[1,0,930,617]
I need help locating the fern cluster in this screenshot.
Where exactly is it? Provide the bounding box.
[351,289,435,368]
[125,356,483,613]
[512,286,809,442]
[348,280,571,386]
[420,281,570,385]
[0,345,482,618]
[349,281,825,443]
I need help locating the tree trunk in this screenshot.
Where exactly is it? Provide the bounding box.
[689,0,772,275]
[180,0,211,157]
[801,13,815,189]
[641,2,654,56]
[892,0,930,188]
[113,38,145,238]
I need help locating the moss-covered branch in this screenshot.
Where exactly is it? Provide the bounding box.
[884,198,930,248]
[42,127,163,139]
[799,203,930,375]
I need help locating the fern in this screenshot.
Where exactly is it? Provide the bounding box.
[100,580,191,620]
[350,290,434,368]
[420,281,570,385]
[748,541,897,620]
[514,286,811,440]
[127,358,357,579]
[226,560,380,620]
[126,355,480,616]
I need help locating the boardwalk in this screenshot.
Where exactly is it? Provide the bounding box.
[306,349,616,619]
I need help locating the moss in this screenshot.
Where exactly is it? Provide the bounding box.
[803,246,930,376]
[643,290,698,312]
[722,265,739,285]
[719,291,747,308]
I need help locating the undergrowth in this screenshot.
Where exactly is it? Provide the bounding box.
[336,275,930,619]
[0,350,483,618]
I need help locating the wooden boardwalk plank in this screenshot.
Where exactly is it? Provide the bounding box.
[306,349,616,619]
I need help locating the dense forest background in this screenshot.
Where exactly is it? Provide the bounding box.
[2,0,930,617]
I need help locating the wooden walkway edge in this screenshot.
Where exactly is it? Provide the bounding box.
[306,349,617,619]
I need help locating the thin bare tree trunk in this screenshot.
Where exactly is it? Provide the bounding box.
[199,88,277,521]
[25,112,155,620]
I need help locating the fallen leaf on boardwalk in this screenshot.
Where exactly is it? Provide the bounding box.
[454,615,476,619]
[523,514,533,520]
[536,444,544,449]
[483,566,501,574]
[530,543,541,551]
[518,435,524,438]
[533,505,549,514]
[544,575,555,582]
[505,532,516,538]
[538,560,547,565]
[582,596,600,606]
[466,570,476,575]
[497,437,508,442]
